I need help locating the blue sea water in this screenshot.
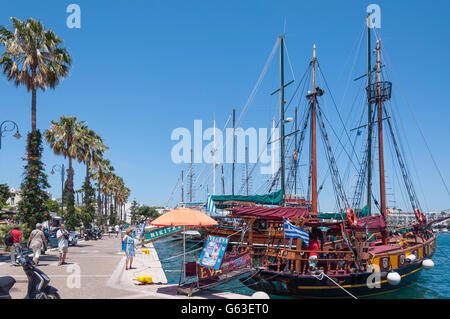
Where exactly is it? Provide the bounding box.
[154,233,450,299]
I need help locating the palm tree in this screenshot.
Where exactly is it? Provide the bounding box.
[116,186,130,221]
[45,116,86,221]
[0,17,71,132]
[77,127,107,201]
[109,175,128,221]
[76,127,107,228]
[102,171,116,220]
[115,182,130,222]
[91,158,114,226]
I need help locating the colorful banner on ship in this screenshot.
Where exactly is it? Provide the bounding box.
[144,226,184,242]
[199,235,229,270]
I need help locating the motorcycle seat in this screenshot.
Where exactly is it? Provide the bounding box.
[0,276,16,293]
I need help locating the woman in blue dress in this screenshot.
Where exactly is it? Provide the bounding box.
[122,228,136,270]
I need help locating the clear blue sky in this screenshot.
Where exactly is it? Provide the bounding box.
[1,0,449,212]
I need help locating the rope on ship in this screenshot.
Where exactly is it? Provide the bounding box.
[312,271,358,299]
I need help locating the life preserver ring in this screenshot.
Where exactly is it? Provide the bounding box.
[346,208,357,227]
[387,209,391,216]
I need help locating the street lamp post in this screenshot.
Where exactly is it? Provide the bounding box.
[51,164,65,216]
[0,120,22,150]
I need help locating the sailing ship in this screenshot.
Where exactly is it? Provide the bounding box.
[198,14,444,298]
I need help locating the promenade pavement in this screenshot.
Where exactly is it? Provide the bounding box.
[0,235,251,299]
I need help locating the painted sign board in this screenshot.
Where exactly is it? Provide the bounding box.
[144,226,184,242]
[199,235,229,270]
[196,252,251,280]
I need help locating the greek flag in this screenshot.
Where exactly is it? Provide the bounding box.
[140,223,146,238]
[284,219,309,245]
[206,194,217,213]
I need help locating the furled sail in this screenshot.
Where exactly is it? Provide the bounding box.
[211,189,282,205]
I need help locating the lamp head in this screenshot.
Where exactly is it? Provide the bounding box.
[13,131,21,139]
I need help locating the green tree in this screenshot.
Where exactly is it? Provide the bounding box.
[0,184,11,207]
[109,213,117,227]
[137,206,160,222]
[17,131,51,226]
[129,199,140,225]
[45,198,60,214]
[80,182,96,228]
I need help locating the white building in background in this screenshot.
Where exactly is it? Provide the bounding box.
[5,187,21,209]
[387,209,450,226]
[123,202,133,224]
[426,211,450,225]
[156,208,168,215]
[120,204,168,225]
[5,187,52,210]
[387,209,416,226]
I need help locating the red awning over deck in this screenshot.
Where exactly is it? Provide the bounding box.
[231,206,309,221]
[355,215,387,232]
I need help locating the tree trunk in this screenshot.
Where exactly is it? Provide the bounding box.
[104,193,107,217]
[85,160,90,190]
[31,67,37,133]
[67,156,75,215]
[97,183,102,226]
[114,196,117,220]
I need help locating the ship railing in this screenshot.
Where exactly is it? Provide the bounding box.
[250,246,363,275]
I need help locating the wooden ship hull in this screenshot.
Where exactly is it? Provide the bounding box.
[242,234,436,298]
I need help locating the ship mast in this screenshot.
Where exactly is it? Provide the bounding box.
[181,170,184,203]
[366,15,373,217]
[213,119,216,195]
[375,40,388,243]
[279,35,286,205]
[310,44,318,214]
[232,109,236,195]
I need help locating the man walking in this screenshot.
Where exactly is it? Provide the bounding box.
[115,224,120,238]
[56,224,69,266]
[10,225,22,266]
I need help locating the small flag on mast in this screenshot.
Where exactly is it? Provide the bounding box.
[207,194,217,213]
[283,218,309,246]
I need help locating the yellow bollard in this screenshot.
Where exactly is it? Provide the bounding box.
[137,276,146,283]
[137,275,152,284]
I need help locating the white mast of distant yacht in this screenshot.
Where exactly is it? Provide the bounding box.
[213,119,216,195]
[272,118,276,181]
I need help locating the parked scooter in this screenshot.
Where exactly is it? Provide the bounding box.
[84,229,97,241]
[0,256,60,299]
[93,229,102,239]
[68,231,78,246]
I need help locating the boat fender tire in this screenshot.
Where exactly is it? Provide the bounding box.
[422,259,434,270]
[387,272,401,285]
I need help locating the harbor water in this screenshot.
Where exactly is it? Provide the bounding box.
[153,233,450,299]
